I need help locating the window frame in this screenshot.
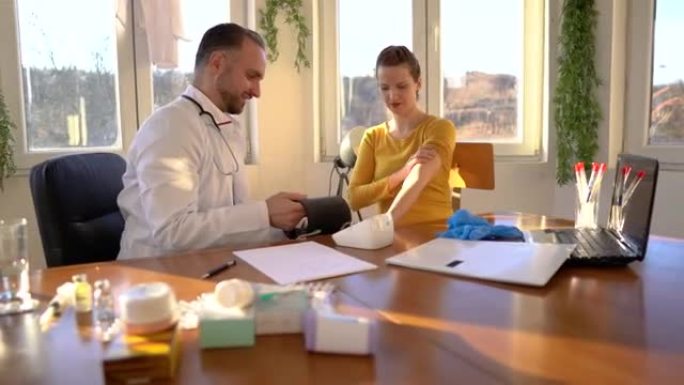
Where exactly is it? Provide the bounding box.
[317,0,545,162]
[624,0,684,168]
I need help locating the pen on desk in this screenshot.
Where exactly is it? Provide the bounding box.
[201,259,237,279]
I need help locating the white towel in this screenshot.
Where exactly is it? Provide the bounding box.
[116,0,188,69]
[115,0,128,26]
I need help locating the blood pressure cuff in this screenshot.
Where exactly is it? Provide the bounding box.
[284,196,352,239]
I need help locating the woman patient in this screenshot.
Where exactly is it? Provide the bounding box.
[348,45,456,227]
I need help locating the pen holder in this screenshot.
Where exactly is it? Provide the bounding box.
[574,195,599,229]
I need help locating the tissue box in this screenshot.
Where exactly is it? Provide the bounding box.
[199,307,255,348]
[254,288,308,335]
[102,325,181,384]
[304,310,374,355]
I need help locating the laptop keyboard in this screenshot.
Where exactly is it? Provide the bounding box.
[552,228,636,259]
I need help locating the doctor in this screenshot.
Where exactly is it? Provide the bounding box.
[117,23,306,259]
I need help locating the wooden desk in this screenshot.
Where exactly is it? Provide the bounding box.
[2,213,683,384]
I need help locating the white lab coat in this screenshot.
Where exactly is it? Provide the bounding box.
[117,85,271,259]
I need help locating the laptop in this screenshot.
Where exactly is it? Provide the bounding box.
[386,239,575,287]
[528,154,659,266]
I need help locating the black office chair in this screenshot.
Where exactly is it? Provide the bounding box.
[30,153,126,267]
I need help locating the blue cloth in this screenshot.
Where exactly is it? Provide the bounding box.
[438,209,525,241]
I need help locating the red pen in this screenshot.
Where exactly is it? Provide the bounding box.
[585,162,600,202]
[617,166,630,205]
[587,163,607,202]
[622,170,646,206]
[575,162,587,201]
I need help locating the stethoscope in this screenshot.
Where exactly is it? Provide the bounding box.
[182,95,240,175]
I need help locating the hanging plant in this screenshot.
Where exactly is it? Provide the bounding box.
[554,0,602,185]
[258,0,311,72]
[0,90,17,191]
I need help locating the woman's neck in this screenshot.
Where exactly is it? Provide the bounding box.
[390,107,426,135]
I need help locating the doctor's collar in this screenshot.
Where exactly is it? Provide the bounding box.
[181,85,233,126]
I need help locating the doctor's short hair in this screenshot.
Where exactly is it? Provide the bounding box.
[195,23,265,69]
[375,45,421,82]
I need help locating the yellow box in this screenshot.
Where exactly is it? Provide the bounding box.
[102,325,181,384]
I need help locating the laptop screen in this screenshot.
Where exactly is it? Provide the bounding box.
[608,154,659,255]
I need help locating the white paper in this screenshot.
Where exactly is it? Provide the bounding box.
[234,242,377,284]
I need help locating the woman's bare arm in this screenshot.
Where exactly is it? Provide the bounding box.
[387,146,442,221]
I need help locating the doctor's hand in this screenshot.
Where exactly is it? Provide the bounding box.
[266,192,307,230]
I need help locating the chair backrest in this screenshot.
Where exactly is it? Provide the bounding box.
[449,142,495,190]
[30,153,126,267]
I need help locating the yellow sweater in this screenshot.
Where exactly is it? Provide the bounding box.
[348,116,456,227]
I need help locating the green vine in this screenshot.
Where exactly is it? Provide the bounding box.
[0,90,17,191]
[258,0,311,72]
[554,0,602,185]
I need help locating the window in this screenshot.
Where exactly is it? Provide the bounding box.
[0,0,136,170]
[624,0,684,164]
[441,0,522,142]
[152,1,231,109]
[17,0,120,151]
[649,0,684,145]
[0,0,254,169]
[318,0,545,160]
[139,1,256,162]
[338,0,412,142]
[1,0,134,168]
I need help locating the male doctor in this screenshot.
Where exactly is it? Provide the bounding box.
[117,23,305,259]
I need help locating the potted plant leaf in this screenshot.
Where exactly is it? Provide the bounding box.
[258,0,311,72]
[554,0,602,185]
[0,89,17,191]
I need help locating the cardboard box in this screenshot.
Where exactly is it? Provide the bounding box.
[102,325,181,385]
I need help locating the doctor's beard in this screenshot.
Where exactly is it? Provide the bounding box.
[219,88,245,114]
[216,70,246,114]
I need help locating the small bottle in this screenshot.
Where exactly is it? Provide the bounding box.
[93,279,116,336]
[72,274,93,313]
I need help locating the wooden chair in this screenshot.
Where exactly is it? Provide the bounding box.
[449,142,495,209]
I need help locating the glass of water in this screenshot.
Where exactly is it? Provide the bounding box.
[0,218,30,306]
